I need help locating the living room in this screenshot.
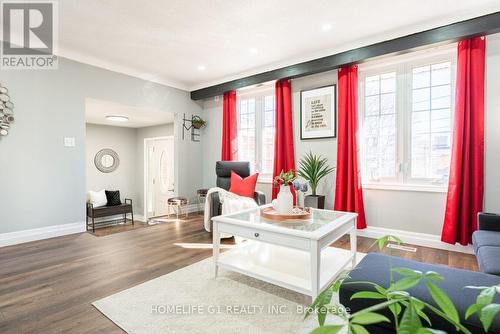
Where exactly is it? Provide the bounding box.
[1,1,500,333]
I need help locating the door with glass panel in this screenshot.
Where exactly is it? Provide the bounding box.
[145,137,174,218]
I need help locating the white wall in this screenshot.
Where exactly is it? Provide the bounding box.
[200,33,500,236]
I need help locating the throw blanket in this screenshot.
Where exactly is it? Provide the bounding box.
[204,187,258,237]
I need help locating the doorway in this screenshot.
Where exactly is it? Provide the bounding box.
[144,136,175,220]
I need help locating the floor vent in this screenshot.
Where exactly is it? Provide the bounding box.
[387,243,417,252]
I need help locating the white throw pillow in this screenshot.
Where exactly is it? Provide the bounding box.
[88,189,107,208]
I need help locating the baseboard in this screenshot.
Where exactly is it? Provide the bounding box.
[144,204,202,222]
[134,214,146,222]
[0,222,86,248]
[186,203,202,213]
[357,226,474,254]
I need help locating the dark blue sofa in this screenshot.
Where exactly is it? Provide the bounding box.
[338,212,500,332]
[473,212,500,275]
[340,253,500,333]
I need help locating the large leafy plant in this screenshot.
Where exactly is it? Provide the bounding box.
[307,236,499,334]
[297,152,335,196]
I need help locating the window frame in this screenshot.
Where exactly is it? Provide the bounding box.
[359,47,457,192]
[236,86,276,183]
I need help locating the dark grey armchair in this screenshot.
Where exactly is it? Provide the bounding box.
[211,161,266,216]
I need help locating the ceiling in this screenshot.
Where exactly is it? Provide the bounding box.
[59,1,500,91]
[85,98,174,128]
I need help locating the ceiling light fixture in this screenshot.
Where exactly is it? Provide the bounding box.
[197,65,206,71]
[106,115,129,122]
[321,23,332,31]
[250,48,259,54]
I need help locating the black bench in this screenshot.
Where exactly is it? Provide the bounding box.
[86,199,134,232]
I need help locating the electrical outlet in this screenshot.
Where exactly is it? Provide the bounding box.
[64,137,75,147]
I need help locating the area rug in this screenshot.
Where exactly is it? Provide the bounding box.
[93,247,365,334]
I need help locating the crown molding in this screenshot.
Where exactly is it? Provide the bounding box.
[56,47,190,91]
[190,11,500,100]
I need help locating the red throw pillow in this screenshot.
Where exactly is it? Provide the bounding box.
[229,171,259,198]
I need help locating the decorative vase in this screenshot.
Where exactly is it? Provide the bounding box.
[274,185,293,214]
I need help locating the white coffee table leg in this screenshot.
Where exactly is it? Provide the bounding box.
[350,219,357,268]
[310,240,320,302]
[213,221,220,278]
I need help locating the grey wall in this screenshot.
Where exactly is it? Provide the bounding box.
[484,33,500,214]
[86,123,174,217]
[202,98,224,190]
[291,71,338,208]
[0,57,202,234]
[86,124,139,212]
[201,33,500,236]
[202,71,338,207]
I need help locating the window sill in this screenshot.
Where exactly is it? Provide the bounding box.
[362,183,447,193]
[257,178,273,184]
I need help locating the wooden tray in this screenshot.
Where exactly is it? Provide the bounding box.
[260,207,312,221]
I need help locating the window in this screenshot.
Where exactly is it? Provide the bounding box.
[237,97,256,165]
[359,49,455,190]
[411,63,452,181]
[363,72,397,180]
[237,88,275,181]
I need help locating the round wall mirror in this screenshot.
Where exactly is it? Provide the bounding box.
[94,148,120,173]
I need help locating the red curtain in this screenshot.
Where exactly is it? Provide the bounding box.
[441,37,485,245]
[272,79,296,202]
[221,91,238,161]
[334,65,367,229]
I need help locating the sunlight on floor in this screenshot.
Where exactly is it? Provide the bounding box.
[174,243,240,250]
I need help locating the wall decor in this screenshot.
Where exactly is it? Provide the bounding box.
[0,83,15,137]
[94,148,120,173]
[300,85,336,140]
[182,113,204,142]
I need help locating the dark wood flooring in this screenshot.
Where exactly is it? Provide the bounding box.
[0,213,478,334]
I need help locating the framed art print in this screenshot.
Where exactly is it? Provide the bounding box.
[300,85,336,140]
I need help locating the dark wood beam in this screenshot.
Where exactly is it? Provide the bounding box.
[191,11,500,100]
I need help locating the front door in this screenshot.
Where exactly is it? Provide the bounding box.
[146,137,174,218]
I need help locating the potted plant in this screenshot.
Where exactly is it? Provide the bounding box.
[308,236,500,334]
[191,115,207,129]
[297,151,335,209]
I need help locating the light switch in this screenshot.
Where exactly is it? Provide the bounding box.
[64,137,75,147]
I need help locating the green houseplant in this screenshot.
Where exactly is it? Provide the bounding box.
[307,236,500,334]
[191,115,207,129]
[297,151,335,209]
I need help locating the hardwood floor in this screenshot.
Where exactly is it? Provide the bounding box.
[0,214,478,334]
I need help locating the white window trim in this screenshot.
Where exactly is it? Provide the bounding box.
[359,45,457,193]
[363,182,448,193]
[237,85,275,182]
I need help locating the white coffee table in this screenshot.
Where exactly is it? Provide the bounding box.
[212,205,358,300]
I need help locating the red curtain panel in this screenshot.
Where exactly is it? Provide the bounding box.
[221,91,238,161]
[272,79,296,202]
[441,37,486,245]
[334,65,367,229]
